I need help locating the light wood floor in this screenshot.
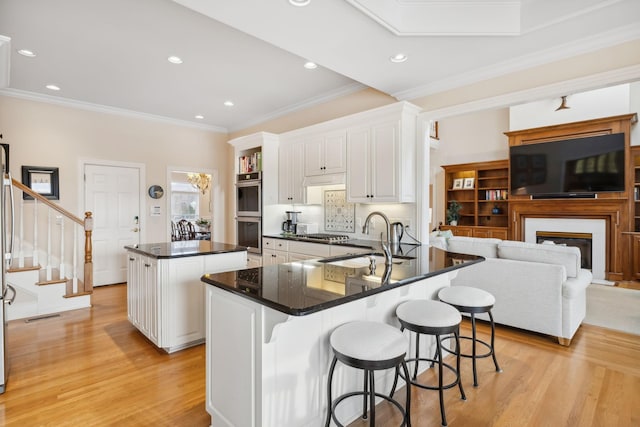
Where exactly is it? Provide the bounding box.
[0,284,639,426]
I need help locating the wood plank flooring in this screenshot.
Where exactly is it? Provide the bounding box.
[0,284,638,426]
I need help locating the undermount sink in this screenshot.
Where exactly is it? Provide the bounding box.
[320,254,414,269]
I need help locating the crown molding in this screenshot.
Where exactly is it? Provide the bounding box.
[395,24,640,101]
[0,88,229,133]
[228,82,365,133]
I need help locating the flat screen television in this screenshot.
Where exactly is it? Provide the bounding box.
[509,133,625,197]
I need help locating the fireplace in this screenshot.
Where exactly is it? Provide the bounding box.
[536,231,592,270]
[525,218,607,283]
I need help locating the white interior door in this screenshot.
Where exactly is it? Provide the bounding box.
[85,164,140,286]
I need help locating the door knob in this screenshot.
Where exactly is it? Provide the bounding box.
[132,227,139,232]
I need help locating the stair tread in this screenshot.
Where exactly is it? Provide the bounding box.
[37,268,68,285]
[8,257,41,272]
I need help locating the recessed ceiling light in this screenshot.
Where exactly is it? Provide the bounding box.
[224,101,234,107]
[46,84,60,91]
[167,56,183,64]
[304,61,317,70]
[195,115,204,120]
[17,49,36,58]
[390,53,408,63]
[289,0,311,6]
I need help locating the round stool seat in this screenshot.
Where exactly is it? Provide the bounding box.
[396,299,461,330]
[331,321,407,366]
[438,286,495,312]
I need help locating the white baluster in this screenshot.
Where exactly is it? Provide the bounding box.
[18,196,24,268]
[33,198,39,266]
[59,217,65,278]
[46,209,52,281]
[72,225,78,294]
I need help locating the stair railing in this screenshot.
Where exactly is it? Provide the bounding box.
[10,178,93,295]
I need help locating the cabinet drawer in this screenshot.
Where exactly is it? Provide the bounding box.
[263,237,288,252]
[287,241,331,258]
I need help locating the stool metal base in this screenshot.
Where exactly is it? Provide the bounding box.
[440,312,502,387]
[325,356,412,427]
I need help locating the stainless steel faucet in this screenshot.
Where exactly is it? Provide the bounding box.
[362,211,393,266]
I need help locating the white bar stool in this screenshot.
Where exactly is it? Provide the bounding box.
[393,299,465,427]
[325,321,411,427]
[438,286,502,387]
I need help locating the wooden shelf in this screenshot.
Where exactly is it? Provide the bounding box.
[442,159,509,238]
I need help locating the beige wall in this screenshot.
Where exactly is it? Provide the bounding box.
[0,96,233,243]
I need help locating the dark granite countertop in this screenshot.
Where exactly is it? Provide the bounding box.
[124,241,247,259]
[201,246,483,316]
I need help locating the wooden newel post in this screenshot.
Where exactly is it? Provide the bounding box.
[84,211,94,294]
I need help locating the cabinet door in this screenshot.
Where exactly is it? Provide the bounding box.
[303,136,325,176]
[346,126,372,202]
[263,249,288,265]
[323,131,346,174]
[144,258,159,345]
[126,253,141,327]
[278,143,305,204]
[370,120,398,202]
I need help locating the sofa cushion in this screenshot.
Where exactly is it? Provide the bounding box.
[447,236,501,258]
[498,240,581,278]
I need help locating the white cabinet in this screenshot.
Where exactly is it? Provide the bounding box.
[126,250,247,353]
[127,253,159,345]
[263,238,289,265]
[262,238,332,264]
[346,103,419,203]
[278,141,305,204]
[304,131,347,176]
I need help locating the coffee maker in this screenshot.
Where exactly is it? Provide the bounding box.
[282,211,301,234]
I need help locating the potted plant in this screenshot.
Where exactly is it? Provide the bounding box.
[446,200,461,226]
[195,218,211,231]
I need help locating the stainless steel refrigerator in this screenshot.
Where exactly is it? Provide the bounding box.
[1,144,15,394]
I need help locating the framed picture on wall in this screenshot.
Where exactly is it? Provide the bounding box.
[21,166,60,200]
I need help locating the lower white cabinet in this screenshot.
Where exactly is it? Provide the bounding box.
[126,250,247,353]
[262,238,334,264]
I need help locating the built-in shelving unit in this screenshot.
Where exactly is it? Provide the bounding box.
[442,160,509,239]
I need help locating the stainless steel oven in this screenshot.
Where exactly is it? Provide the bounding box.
[236,172,261,217]
[236,216,262,254]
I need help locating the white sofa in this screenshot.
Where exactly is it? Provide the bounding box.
[438,236,593,345]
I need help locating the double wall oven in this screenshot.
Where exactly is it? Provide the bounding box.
[236,172,262,254]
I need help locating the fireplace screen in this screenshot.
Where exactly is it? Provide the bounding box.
[536,231,592,270]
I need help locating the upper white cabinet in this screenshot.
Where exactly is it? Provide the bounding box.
[278,141,305,204]
[347,103,420,203]
[303,131,347,176]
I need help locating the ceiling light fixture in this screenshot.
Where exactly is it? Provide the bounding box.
[390,53,408,63]
[555,96,570,111]
[187,173,212,195]
[289,0,311,6]
[17,49,36,57]
[224,101,234,107]
[167,56,183,64]
[195,115,204,119]
[45,84,60,91]
[304,61,317,69]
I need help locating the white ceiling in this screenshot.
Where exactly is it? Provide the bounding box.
[1,0,639,133]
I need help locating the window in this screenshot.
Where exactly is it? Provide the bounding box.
[171,181,199,222]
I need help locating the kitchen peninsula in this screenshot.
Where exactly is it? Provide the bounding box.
[124,240,247,353]
[201,245,482,427]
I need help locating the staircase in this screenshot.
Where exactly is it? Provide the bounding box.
[5,177,93,321]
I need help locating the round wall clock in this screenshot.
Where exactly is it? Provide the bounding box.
[148,185,164,199]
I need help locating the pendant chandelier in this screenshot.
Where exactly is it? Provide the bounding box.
[187,173,212,195]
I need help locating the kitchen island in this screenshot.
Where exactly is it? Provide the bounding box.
[124,240,247,353]
[201,245,482,427]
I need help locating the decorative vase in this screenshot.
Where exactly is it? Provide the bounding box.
[450,220,458,226]
[492,205,501,214]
